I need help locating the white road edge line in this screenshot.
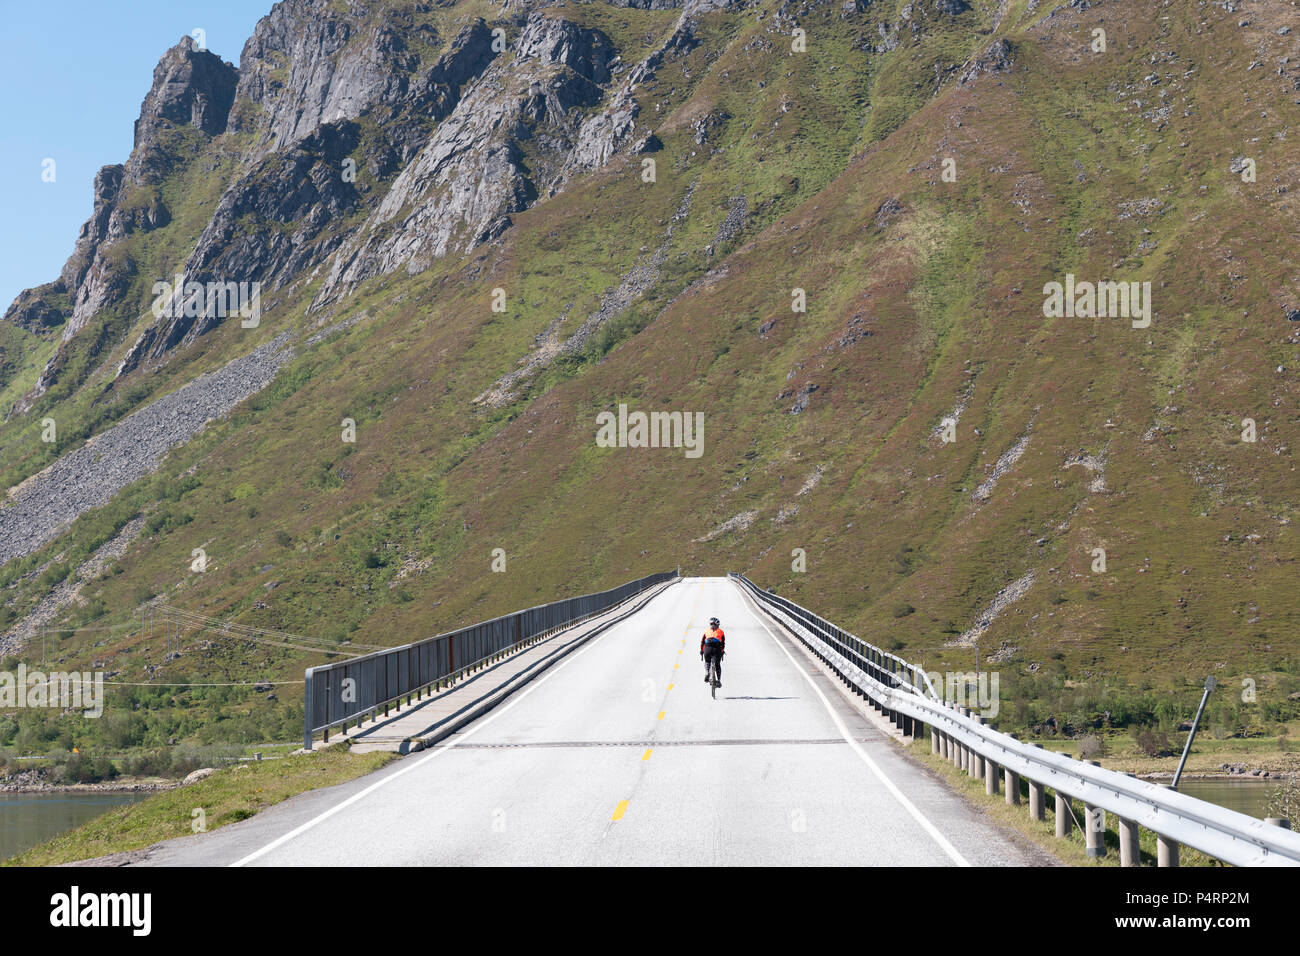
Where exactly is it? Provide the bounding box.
[737,583,972,867]
[230,580,688,867]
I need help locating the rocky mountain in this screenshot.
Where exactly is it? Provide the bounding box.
[1,0,1297,742]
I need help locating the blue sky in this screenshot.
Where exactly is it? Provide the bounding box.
[0,0,272,311]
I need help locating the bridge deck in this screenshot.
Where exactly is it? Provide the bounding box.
[339,581,674,753]
[126,577,1050,866]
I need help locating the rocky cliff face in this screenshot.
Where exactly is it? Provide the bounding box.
[312,12,623,304]
[230,0,434,157]
[6,0,715,399]
[311,5,728,306]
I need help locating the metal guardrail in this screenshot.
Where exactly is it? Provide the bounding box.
[305,570,678,749]
[727,574,940,701]
[730,572,1300,867]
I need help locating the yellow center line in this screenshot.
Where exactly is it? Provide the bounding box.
[612,586,699,833]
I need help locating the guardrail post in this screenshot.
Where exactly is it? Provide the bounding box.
[1005,767,1019,805]
[1084,761,1106,858]
[1085,810,1104,855]
[970,717,985,779]
[985,754,999,795]
[1157,835,1179,867]
[958,708,970,772]
[1028,745,1045,820]
[1119,817,1139,866]
[1155,782,1179,866]
[1055,791,1073,839]
[1266,817,1291,830]
[931,728,940,755]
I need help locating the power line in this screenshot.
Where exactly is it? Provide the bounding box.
[145,600,382,658]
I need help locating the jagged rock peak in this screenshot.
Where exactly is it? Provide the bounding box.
[133,36,238,149]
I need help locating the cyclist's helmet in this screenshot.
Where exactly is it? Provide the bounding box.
[709,617,720,627]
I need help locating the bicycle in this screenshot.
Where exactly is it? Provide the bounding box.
[705,656,721,699]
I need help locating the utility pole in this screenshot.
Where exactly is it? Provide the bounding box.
[1172,676,1217,790]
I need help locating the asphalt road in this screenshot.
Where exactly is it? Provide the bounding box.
[136,577,1046,866]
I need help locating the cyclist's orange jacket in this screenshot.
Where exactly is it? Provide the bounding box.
[700,627,725,655]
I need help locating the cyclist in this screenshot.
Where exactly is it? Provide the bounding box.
[700,617,725,688]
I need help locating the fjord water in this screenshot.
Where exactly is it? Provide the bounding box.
[1177,778,1278,821]
[0,790,148,860]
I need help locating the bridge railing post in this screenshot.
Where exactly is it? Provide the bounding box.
[887,658,899,728]
[303,668,314,752]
